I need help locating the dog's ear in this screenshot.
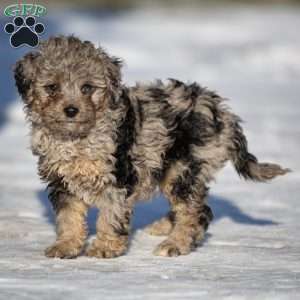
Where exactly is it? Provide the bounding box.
[14,52,39,103]
[107,57,123,109]
[98,49,123,109]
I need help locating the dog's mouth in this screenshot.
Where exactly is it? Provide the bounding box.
[46,119,94,140]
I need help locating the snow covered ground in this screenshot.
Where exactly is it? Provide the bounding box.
[0,3,300,299]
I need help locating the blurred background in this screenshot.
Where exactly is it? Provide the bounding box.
[1,0,299,167]
[1,0,300,131]
[0,1,299,298]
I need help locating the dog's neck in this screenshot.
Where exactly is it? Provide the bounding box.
[30,93,133,169]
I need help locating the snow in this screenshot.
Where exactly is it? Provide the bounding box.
[0,3,300,299]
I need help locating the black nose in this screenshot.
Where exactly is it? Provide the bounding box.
[64,105,79,118]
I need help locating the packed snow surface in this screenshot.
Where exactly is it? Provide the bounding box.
[0,4,299,299]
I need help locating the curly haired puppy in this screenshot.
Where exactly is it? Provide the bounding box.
[14,36,289,258]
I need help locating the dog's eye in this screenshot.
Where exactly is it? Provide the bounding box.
[44,84,59,93]
[81,84,95,95]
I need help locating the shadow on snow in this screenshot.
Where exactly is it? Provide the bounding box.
[37,190,278,237]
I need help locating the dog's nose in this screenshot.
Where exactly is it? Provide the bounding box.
[64,105,79,118]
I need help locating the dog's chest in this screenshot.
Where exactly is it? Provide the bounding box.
[32,129,112,185]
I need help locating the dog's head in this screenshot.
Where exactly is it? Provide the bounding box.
[14,36,122,139]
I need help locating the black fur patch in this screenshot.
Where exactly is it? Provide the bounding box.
[14,62,32,98]
[210,105,225,133]
[112,211,131,236]
[199,216,209,230]
[151,168,165,182]
[168,78,184,88]
[185,82,204,102]
[168,211,176,223]
[198,205,214,231]
[113,89,138,197]
[47,178,68,212]
[182,112,214,146]
[136,98,144,127]
[232,122,258,180]
[155,109,215,185]
[147,87,169,100]
[169,80,205,103]
[163,111,215,167]
[202,204,214,222]
[170,160,202,199]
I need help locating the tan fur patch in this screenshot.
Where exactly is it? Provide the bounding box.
[45,198,88,258]
[144,216,173,236]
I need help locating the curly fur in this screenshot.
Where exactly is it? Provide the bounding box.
[14,36,290,258]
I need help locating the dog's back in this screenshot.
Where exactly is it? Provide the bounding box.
[127,79,289,199]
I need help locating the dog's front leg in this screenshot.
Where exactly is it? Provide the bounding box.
[45,192,88,259]
[86,189,132,259]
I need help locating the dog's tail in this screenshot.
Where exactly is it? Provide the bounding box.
[230,119,290,182]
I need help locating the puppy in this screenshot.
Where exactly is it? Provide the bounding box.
[14,36,289,258]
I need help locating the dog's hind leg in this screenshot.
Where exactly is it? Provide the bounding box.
[153,161,213,257]
[144,211,175,236]
[45,192,88,259]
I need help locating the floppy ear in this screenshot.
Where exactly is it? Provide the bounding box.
[98,48,123,109]
[107,57,123,109]
[14,52,39,103]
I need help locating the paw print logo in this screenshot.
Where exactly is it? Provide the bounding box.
[4,16,45,48]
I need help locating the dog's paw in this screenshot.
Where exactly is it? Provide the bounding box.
[144,217,173,236]
[153,239,192,257]
[45,240,83,259]
[85,246,124,259]
[85,238,127,259]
